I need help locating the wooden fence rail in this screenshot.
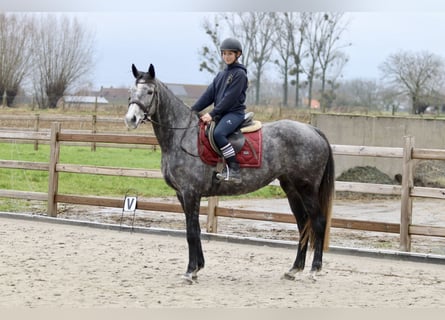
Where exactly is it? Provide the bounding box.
[1,122,444,252]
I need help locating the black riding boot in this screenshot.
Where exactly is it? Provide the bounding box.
[216,157,241,184]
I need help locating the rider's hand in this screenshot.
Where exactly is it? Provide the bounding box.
[200,113,212,124]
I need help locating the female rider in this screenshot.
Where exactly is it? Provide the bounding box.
[191,37,248,183]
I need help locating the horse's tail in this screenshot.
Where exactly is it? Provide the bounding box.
[311,128,335,251]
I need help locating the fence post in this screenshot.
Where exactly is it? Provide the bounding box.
[91,114,97,152]
[206,196,219,233]
[47,122,61,217]
[34,114,40,151]
[400,135,414,251]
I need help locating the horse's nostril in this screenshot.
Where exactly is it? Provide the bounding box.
[132,115,137,123]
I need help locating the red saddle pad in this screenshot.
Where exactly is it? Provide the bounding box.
[198,123,262,168]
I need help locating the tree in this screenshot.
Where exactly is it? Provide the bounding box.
[274,12,308,107]
[303,13,323,109]
[316,13,350,112]
[287,12,310,108]
[379,50,445,114]
[206,12,275,105]
[336,78,382,110]
[222,12,276,105]
[246,12,276,105]
[304,12,350,111]
[222,12,253,70]
[198,16,225,76]
[0,13,33,107]
[32,14,95,108]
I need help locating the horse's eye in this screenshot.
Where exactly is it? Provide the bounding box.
[147,89,154,95]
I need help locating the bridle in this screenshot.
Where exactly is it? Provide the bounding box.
[128,80,159,125]
[127,79,200,157]
[128,80,198,131]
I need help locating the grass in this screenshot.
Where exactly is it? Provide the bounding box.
[0,142,284,212]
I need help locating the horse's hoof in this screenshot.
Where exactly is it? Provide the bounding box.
[309,270,318,282]
[282,273,295,281]
[182,272,199,284]
[282,271,296,281]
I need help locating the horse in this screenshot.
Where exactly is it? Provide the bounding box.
[125,64,335,283]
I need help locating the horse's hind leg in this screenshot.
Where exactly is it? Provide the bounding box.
[308,205,327,280]
[297,188,327,280]
[281,177,327,281]
[280,178,309,280]
[177,191,205,283]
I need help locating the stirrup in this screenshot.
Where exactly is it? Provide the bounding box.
[216,165,241,183]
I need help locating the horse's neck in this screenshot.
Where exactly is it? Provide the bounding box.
[152,86,197,151]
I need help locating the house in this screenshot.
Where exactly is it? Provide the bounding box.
[165,83,207,104]
[97,87,129,105]
[97,83,207,106]
[63,96,109,104]
[59,95,109,108]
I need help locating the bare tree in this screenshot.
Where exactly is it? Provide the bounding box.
[316,13,350,112]
[224,12,276,105]
[208,12,275,105]
[274,12,309,108]
[198,16,225,76]
[222,12,253,70]
[379,50,445,114]
[272,14,291,107]
[337,78,382,110]
[286,13,311,108]
[303,13,323,109]
[249,13,276,105]
[32,14,95,108]
[304,12,350,111]
[0,13,33,107]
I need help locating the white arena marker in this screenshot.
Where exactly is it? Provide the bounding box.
[123,196,137,212]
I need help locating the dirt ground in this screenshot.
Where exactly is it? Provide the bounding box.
[0,216,444,308]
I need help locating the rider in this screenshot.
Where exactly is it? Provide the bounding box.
[191,37,248,184]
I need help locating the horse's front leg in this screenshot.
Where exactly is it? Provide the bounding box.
[177,191,204,283]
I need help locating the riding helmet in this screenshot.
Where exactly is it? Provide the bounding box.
[220,38,242,54]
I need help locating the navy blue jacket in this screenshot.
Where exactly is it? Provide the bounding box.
[192,62,247,118]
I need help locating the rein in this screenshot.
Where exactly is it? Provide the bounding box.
[145,112,199,131]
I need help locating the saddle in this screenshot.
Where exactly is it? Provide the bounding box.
[198,112,263,168]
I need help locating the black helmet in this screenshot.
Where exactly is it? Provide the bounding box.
[220,38,242,54]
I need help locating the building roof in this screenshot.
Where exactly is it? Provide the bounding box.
[63,96,109,104]
[166,83,207,99]
[97,83,207,104]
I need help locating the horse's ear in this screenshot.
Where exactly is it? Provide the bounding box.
[132,64,139,78]
[148,64,155,79]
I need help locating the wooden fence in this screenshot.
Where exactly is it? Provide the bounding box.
[0,113,153,151]
[1,122,445,252]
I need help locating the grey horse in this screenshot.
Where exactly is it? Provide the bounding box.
[125,64,335,283]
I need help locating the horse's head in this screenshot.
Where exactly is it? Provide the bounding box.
[125,64,158,129]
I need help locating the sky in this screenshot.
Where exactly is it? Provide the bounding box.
[3,0,445,90]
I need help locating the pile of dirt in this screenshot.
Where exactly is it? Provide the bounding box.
[414,160,445,188]
[336,165,397,199]
[337,165,396,185]
[336,161,445,199]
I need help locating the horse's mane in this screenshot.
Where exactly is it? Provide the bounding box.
[156,79,193,110]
